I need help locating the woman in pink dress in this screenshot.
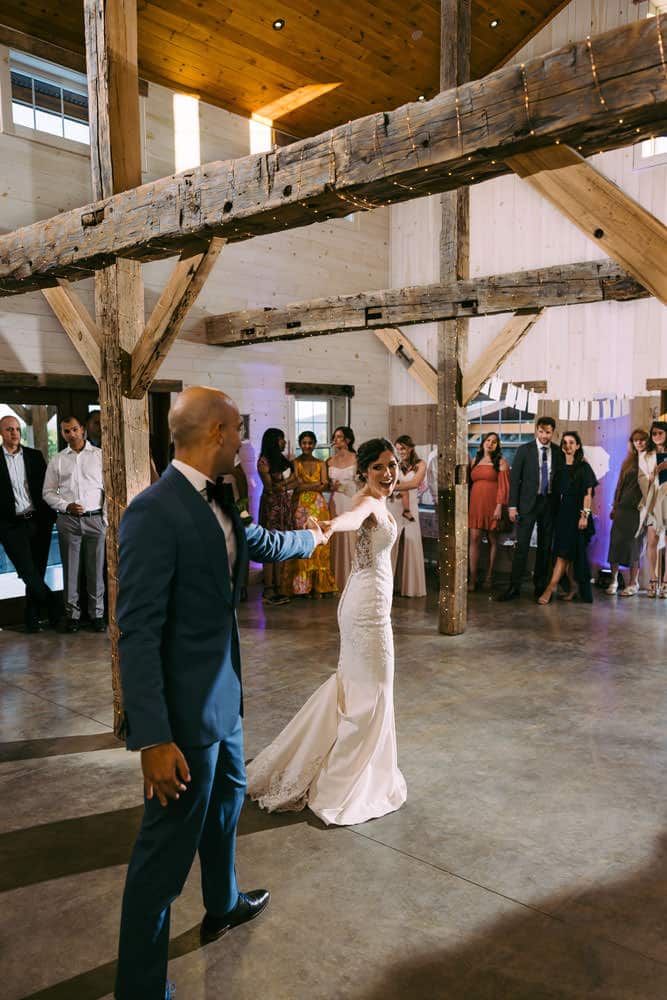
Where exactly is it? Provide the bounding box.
[390,435,427,597]
[327,426,358,590]
[468,432,510,591]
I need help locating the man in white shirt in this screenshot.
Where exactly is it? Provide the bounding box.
[0,415,60,630]
[43,415,106,632]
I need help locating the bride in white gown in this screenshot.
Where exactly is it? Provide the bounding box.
[246,438,407,826]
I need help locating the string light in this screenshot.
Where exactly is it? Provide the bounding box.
[585,36,607,107]
[519,63,535,135]
[657,11,667,80]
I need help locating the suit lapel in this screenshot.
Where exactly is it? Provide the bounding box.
[163,466,233,606]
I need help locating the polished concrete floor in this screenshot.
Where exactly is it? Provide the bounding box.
[2,584,667,999]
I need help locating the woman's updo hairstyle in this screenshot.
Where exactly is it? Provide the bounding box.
[356,437,396,484]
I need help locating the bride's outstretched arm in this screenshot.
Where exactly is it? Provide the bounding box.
[322,495,382,534]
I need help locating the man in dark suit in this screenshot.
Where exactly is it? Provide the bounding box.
[0,415,59,630]
[497,416,564,601]
[114,386,326,1000]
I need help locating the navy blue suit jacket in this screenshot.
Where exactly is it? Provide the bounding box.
[118,464,315,751]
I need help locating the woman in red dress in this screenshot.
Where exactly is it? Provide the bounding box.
[468,432,510,591]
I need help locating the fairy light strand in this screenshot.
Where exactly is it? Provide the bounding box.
[657,11,667,80]
[519,63,535,136]
[586,36,607,107]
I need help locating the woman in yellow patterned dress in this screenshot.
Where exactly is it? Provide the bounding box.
[281,431,338,597]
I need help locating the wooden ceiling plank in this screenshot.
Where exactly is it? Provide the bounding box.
[508,145,667,304]
[1,18,665,295]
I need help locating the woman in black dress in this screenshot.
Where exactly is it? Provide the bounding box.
[537,431,597,604]
[606,428,648,596]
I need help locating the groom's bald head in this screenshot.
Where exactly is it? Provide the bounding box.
[169,387,236,447]
[169,386,242,475]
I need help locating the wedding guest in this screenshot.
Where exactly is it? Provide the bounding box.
[538,431,597,604]
[327,426,357,589]
[257,427,294,605]
[641,421,667,597]
[0,415,60,631]
[390,434,427,597]
[43,415,106,632]
[606,428,648,596]
[281,431,337,597]
[468,431,510,591]
[498,416,564,601]
[86,410,102,448]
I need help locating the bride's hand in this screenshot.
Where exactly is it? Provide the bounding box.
[308,516,332,541]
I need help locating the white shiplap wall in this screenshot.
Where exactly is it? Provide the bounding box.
[0,74,391,460]
[389,0,667,405]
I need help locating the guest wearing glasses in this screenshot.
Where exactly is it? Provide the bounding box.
[0,415,60,631]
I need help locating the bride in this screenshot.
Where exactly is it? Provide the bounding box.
[246,438,407,826]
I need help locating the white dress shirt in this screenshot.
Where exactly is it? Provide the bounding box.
[172,460,237,577]
[535,438,552,494]
[3,446,33,514]
[42,440,104,513]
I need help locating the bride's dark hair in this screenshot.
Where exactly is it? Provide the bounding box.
[356,437,396,484]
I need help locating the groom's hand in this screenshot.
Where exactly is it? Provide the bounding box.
[305,517,330,546]
[141,742,191,807]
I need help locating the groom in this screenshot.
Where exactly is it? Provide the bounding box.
[114,386,325,999]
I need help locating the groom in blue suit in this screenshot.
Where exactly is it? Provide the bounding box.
[114,386,323,999]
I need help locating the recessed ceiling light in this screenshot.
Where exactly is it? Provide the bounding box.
[272,18,285,30]
[489,18,500,28]
[418,94,426,101]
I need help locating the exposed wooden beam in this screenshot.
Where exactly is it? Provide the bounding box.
[84,0,148,739]
[129,238,225,398]
[373,328,437,401]
[508,146,667,304]
[438,0,471,636]
[205,260,646,346]
[41,280,102,380]
[1,17,666,295]
[647,380,667,391]
[462,308,545,406]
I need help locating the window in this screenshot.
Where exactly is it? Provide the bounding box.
[250,117,272,154]
[10,51,89,145]
[294,398,331,457]
[287,383,352,460]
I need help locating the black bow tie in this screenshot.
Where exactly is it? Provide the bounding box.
[205,479,236,512]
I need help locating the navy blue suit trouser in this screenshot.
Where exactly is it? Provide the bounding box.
[115,718,245,999]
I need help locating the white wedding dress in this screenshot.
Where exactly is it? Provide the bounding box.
[246,508,407,826]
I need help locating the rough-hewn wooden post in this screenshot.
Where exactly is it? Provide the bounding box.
[438,0,471,635]
[84,0,149,737]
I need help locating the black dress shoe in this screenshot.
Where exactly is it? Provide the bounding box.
[91,618,107,633]
[25,621,42,633]
[200,889,270,944]
[64,617,80,633]
[496,587,520,602]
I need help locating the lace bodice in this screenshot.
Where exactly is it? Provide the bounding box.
[350,510,397,573]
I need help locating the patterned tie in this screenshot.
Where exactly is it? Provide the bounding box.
[540,447,549,495]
